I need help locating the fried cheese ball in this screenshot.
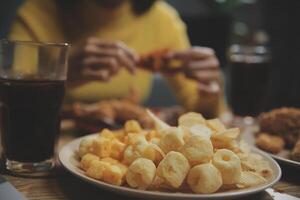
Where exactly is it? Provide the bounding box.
[110,139,126,160]
[142,144,165,165]
[80,153,99,171]
[206,118,226,133]
[211,128,240,150]
[123,145,143,165]
[101,157,119,164]
[150,137,160,145]
[126,158,156,189]
[123,140,164,165]
[123,134,148,164]
[78,138,94,157]
[86,160,110,180]
[212,149,242,184]
[156,151,190,188]
[145,130,157,141]
[113,130,126,141]
[212,128,240,141]
[180,135,213,166]
[99,128,115,140]
[178,112,206,142]
[102,164,124,186]
[93,136,112,158]
[178,112,206,128]
[187,163,222,194]
[125,133,148,146]
[188,124,212,140]
[86,159,126,186]
[124,120,142,134]
[101,157,128,180]
[158,127,185,154]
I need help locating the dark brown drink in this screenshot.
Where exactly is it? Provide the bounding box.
[228,60,270,116]
[0,78,65,162]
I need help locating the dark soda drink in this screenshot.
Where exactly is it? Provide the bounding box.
[0,78,65,162]
[228,60,270,116]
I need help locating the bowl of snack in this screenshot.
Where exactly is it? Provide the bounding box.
[59,111,281,200]
[250,108,300,168]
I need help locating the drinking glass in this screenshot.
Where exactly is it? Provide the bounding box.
[0,40,69,175]
[227,44,271,125]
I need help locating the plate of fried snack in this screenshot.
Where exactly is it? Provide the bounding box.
[245,108,300,168]
[59,111,281,200]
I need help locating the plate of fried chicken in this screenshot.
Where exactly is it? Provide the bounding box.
[243,108,300,168]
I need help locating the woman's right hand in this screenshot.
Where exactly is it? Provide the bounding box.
[68,37,138,83]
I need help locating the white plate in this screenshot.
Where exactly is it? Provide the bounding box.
[242,128,300,168]
[59,133,282,200]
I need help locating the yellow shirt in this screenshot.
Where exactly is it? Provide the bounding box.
[9,0,223,117]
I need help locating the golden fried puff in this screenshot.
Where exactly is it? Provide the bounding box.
[180,135,213,166]
[92,136,112,158]
[86,160,110,180]
[156,151,190,188]
[178,112,206,128]
[187,163,222,194]
[80,153,99,171]
[124,120,142,134]
[212,149,242,184]
[110,139,126,160]
[78,138,94,157]
[206,118,226,133]
[158,127,185,154]
[126,158,156,189]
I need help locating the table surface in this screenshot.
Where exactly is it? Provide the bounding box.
[1,134,300,200]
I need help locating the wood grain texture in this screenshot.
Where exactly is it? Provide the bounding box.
[1,135,300,200]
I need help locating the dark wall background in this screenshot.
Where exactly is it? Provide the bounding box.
[262,0,300,110]
[0,0,23,37]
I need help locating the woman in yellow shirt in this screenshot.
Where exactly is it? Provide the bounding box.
[9,0,223,117]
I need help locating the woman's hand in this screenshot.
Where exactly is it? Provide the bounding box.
[68,37,137,83]
[166,47,221,94]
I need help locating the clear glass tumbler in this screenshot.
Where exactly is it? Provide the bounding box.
[0,40,69,175]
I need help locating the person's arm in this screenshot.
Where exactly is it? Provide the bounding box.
[157,3,225,117]
[67,37,138,86]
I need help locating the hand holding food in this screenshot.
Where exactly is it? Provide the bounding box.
[68,37,137,82]
[165,47,221,94]
[77,111,273,194]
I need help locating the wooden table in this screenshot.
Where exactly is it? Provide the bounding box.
[1,134,300,200]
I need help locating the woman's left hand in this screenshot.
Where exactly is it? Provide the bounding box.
[165,47,221,94]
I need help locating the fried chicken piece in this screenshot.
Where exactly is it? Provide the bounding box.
[259,108,300,148]
[256,133,285,154]
[73,102,115,121]
[290,139,300,161]
[138,49,169,72]
[71,99,154,133]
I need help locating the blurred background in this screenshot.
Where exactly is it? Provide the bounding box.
[1,0,300,112]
